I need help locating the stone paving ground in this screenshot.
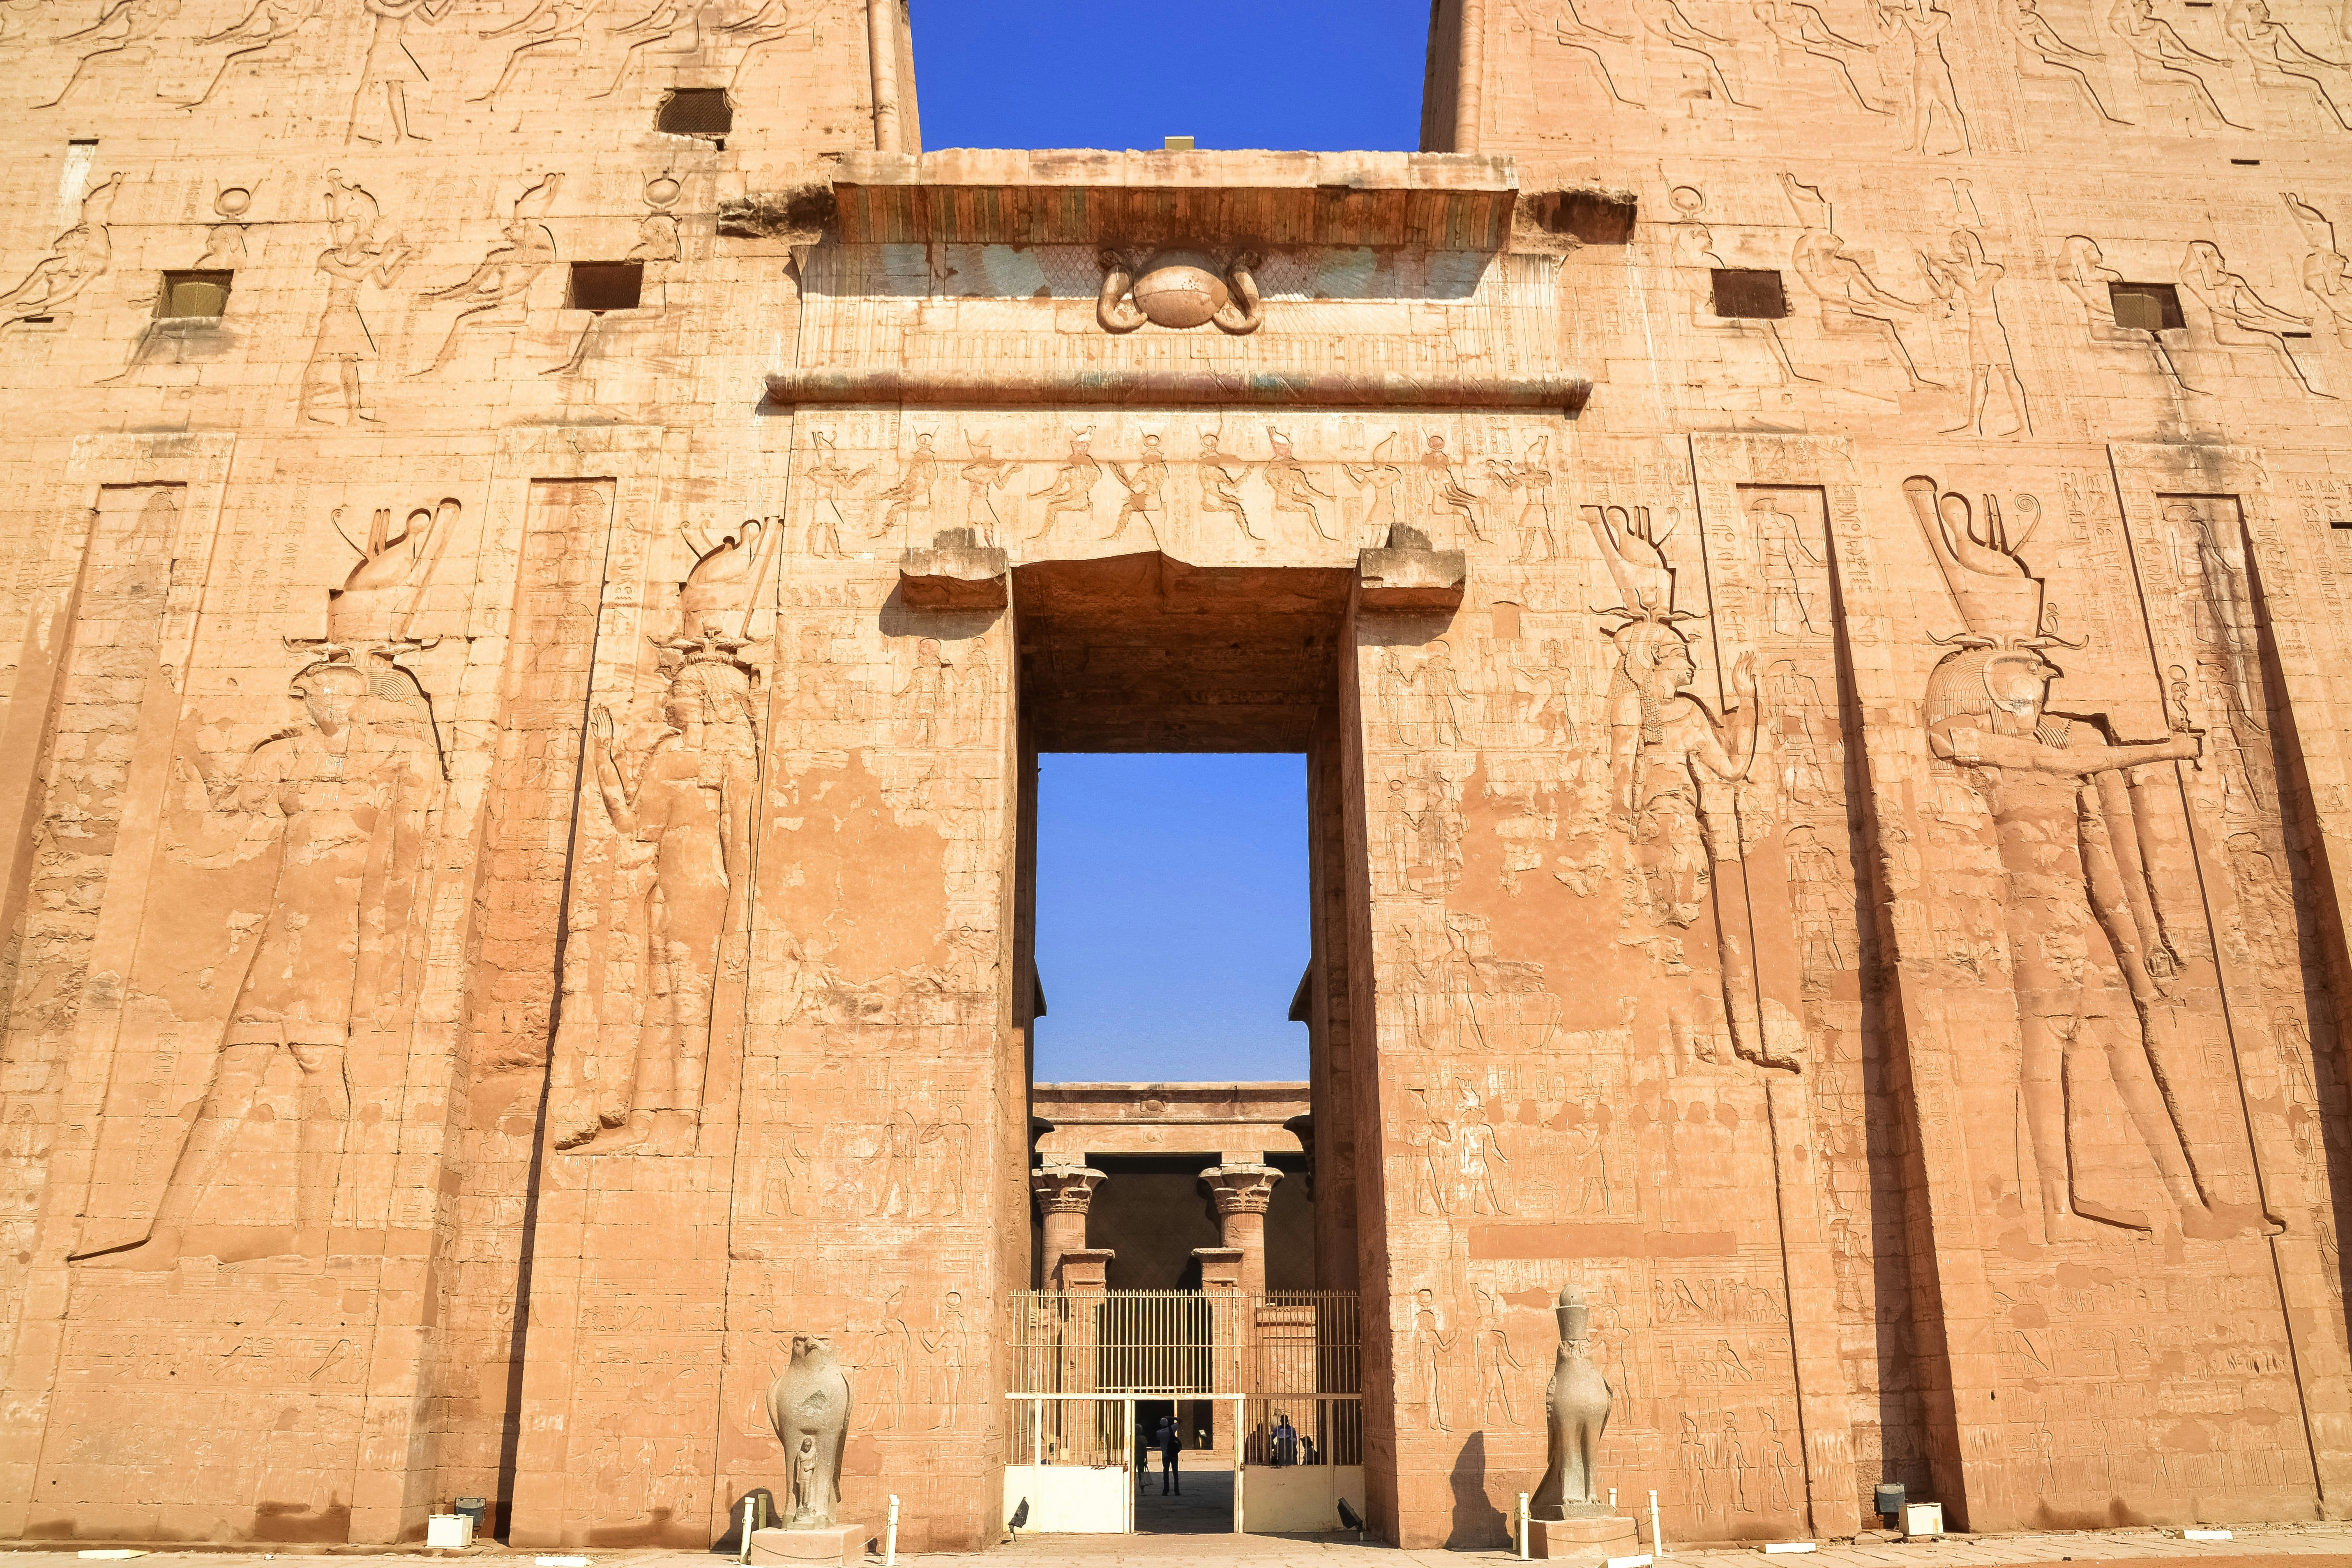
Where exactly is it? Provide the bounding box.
[6,1521,2352,1567]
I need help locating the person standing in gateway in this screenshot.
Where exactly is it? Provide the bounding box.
[1155,1414,1181,1495]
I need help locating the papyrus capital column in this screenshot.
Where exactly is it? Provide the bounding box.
[1200,1161,1282,1299]
[1032,1163,1107,1288]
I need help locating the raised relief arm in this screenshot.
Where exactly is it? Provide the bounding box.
[1929,716,2201,772]
[590,706,641,837]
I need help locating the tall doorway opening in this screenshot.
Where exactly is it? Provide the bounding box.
[1006,555,1366,1537]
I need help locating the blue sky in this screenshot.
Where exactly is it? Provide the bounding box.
[909,1,1432,154]
[1032,754,1312,1084]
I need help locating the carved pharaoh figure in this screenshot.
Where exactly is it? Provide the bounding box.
[78,651,440,1268]
[1907,475,2276,1242]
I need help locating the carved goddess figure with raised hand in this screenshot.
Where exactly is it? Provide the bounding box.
[78,654,439,1268]
[574,641,758,1151]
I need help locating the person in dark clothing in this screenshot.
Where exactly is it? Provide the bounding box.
[1272,1412,1298,1467]
[1155,1414,1181,1495]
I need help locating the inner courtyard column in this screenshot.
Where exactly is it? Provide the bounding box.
[1199,1162,1282,1297]
[1031,1163,1107,1287]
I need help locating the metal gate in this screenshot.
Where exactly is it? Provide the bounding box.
[1003,1290,1362,1535]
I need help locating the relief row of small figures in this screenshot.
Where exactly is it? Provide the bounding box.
[19,0,809,120]
[0,167,674,403]
[1537,0,2352,140]
[5,165,2345,417]
[1681,176,2350,411]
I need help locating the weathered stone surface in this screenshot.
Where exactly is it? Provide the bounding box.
[0,0,2348,1557]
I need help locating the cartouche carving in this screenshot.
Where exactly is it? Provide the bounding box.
[1095,249,1265,334]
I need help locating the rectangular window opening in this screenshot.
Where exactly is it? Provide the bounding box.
[156,270,233,319]
[566,261,644,313]
[658,88,732,136]
[1711,267,1789,320]
[2109,282,2185,332]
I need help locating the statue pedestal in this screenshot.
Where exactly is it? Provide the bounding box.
[1528,1513,1638,1562]
[747,1524,875,1566]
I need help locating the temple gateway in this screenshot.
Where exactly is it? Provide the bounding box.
[0,0,2349,1552]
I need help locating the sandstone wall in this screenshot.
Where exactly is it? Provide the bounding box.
[0,0,2345,1552]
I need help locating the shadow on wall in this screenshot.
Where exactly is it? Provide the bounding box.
[1446,1431,1508,1549]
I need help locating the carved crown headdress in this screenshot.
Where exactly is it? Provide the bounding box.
[1904,475,2067,650]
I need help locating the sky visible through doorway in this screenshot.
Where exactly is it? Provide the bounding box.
[1033,754,1311,1082]
[909,0,1431,154]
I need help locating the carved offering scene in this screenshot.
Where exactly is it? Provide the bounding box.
[1,0,2350,1559]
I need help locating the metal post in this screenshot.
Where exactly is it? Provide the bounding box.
[1124,1398,1135,1535]
[1518,1492,1531,1560]
[1231,1393,1245,1535]
[883,1496,898,1567]
[738,1496,756,1564]
[1652,1488,1665,1555]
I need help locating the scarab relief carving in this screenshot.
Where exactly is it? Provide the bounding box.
[1096,247,1265,334]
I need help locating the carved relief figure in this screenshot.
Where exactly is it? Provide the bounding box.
[1782,175,1945,391]
[1474,1285,1525,1427]
[593,0,701,98]
[959,434,1011,544]
[1755,0,1888,111]
[1921,229,2031,436]
[1409,1287,1456,1432]
[78,650,439,1268]
[169,0,320,109]
[2006,0,2128,122]
[1028,428,1101,537]
[1198,431,1259,539]
[1344,433,1406,542]
[2164,499,2265,733]
[1419,435,1485,541]
[2285,193,2352,348]
[1906,476,2273,1242]
[2179,240,2331,396]
[0,172,119,335]
[1554,0,1644,106]
[350,0,451,143]
[2222,0,2349,128]
[1587,503,1789,1070]
[802,433,869,556]
[2057,233,2198,390]
[472,0,597,105]
[1106,432,1167,544]
[35,0,179,107]
[1874,0,1968,150]
[722,0,802,87]
[572,633,758,1151]
[1513,437,1558,560]
[872,431,939,539]
[1632,0,1755,105]
[548,187,683,377]
[2107,0,2248,128]
[412,173,562,376]
[303,172,413,424]
[1264,429,1335,541]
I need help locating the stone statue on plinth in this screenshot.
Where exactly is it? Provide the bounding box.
[764,1336,852,1530]
[1528,1284,1635,1561]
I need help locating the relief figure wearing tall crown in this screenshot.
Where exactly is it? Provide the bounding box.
[1907,476,2275,1243]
